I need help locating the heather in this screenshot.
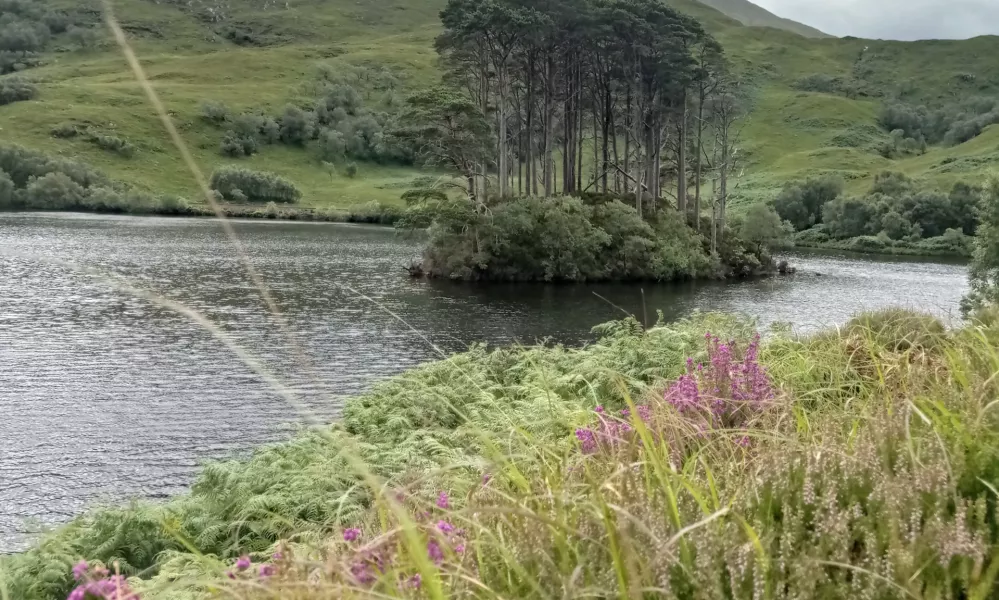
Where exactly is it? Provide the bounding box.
[4,309,999,599]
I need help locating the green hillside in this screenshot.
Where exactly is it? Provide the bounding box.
[1,0,998,212]
[695,0,832,38]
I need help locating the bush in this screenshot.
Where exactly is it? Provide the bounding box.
[345,162,358,178]
[219,133,257,158]
[0,168,14,208]
[50,122,78,138]
[0,74,35,104]
[0,143,107,188]
[915,228,973,256]
[846,235,887,252]
[793,73,843,94]
[278,105,311,146]
[200,100,230,125]
[91,134,135,158]
[773,176,843,231]
[822,196,877,239]
[209,166,301,203]
[259,117,280,144]
[413,196,741,282]
[879,210,911,240]
[23,171,86,209]
[318,128,346,162]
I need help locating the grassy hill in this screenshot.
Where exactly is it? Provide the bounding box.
[696,0,831,38]
[2,0,998,213]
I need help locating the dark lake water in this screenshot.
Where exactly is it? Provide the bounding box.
[0,212,970,551]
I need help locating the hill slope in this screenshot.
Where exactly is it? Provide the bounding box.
[0,0,997,213]
[696,0,832,38]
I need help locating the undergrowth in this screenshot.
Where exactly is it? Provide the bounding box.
[4,309,999,599]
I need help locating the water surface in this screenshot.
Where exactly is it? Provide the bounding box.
[0,213,969,551]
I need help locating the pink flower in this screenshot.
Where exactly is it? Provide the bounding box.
[259,564,275,578]
[427,539,444,565]
[436,491,450,509]
[343,527,361,542]
[72,560,89,581]
[235,556,251,571]
[437,520,455,534]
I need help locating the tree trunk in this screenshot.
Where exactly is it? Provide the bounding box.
[497,63,508,198]
[527,58,535,197]
[719,123,729,243]
[694,86,705,230]
[623,86,631,199]
[611,102,619,193]
[543,54,554,197]
[677,90,688,216]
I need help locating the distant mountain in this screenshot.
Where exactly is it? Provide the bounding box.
[696,0,833,38]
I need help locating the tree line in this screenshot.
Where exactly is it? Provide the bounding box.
[400,0,748,251]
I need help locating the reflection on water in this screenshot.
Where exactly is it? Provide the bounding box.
[0,212,969,551]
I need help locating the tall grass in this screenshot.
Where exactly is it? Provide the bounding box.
[6,309,999,600]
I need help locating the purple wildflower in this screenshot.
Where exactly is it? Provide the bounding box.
[594,405,605,414]
[350,561,375,585]
[343,527,361,542]
[575,428,597,453]
[427,539,445,565]
[226,571,235,580]
[436,491,450,509]
[437,520,455,534]
[455,543,466,554]
[259,564,275,578]
[408,573,422,588]
[482,473,491,485]
[72,560,89,581]
[737,436,751,448]
[272,552,283,561]
[235,556,251,571]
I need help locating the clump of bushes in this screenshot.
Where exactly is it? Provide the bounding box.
[200,76,413,166]
[0,143,193,215]
[0,2,95,74]
[209,166,301,203]
[406,195,765,282]
[50,121,79,138]
[776,171,980,255]
[879,96,999,146]
[0,74,35,104]
[91,134,135,158]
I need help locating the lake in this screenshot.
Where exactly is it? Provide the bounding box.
[0,212,970,551]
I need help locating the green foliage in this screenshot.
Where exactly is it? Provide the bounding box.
[49,122,78,139]
[344,162,357,178]
[773,175,843,231]
[0,143,107,189]
[11,309,999,600]
[278,104,311,146]
[199,100,230,125]
[219,132,258,158]
[23,171,85,209]
[792,72,843,94]
[91,134,136,159]
[965,177,999,313]
[0,167,13,208]
[783,171,981,251]
[822,195,876,238]
[0,74,35,104]
[411,195,753,282]
[879,96,999,146]
[395,86,491,193]
[738,203,792,252]
[209,166,302,203]
[317,128,346,163]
